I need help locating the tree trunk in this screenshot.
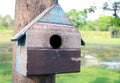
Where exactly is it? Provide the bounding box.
[13,0,57,83]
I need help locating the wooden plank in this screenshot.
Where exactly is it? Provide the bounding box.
[27,22,81,49]
[16,36,27,76]
[27,48,80,75]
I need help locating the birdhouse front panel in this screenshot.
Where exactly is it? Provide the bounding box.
[27,22,81,48]
[26,22,81,75]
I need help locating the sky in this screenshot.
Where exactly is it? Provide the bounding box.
[0,0,15,18]
[0,0,113,20]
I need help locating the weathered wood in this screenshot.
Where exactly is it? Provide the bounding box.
[13,0,57,83]
[38,4,72,25]
[12,4,56,41]
[16,36,27,76]
[27,48,80,75]
[12,4,73,41]
[28,22,81,48]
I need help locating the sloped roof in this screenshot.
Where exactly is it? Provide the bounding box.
[11,4,73,41]
[38,4,72,25]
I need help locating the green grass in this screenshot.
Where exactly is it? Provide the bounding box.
[80,31,111,39]
[0,62,12,83]
[0,26,13,30]
[56,66,120,83]
[82,38,120,45]
[0,30,13,83]
[0,47,12,83]
[80,31,120,45]
[0,30,13,43]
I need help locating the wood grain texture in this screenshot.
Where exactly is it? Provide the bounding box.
[13,0,57,83]
[27,48,80,75]
[12,4,56,41]
[12,3,72,41]
[16,36,27,76]
[27,23,81,48]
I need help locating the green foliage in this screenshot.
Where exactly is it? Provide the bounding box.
[66,6,96,31]
[110,17,120,38]
[66,9,87,30]
[66,9,120,32]
[82,21,98,31]
[97,16,113,31]
[84,6,96,13]
[111,18,120,30]
[0,15,13,29]
[102,1,120,37]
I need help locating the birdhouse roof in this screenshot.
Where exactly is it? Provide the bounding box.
[11,4,73,41]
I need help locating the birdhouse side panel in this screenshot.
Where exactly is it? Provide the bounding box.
[16,35,27,76]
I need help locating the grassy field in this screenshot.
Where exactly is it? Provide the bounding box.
[0,30,13,83]
[0,30,120,83]
[57,66,120,83]
[80,31,120,45]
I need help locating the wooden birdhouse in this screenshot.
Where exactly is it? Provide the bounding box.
[12,4,82,76]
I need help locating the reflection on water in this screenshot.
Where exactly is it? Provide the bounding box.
[99,62,120,70]
[83,54,120,70]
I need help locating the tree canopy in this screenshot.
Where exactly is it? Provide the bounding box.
[0,15,13,29]
[66,9,87,30]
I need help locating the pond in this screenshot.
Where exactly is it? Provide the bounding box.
[83,54,120,70]
[81,44,120,70]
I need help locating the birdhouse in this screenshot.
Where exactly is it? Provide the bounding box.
[12,4,82,76]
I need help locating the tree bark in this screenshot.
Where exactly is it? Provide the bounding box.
[13,0,57,83]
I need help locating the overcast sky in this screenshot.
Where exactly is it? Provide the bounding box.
[0,0,113,20]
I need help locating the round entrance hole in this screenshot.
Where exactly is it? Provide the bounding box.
[50,35,62,49]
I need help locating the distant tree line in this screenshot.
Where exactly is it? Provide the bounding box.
[66,0,120,38]
[103,0,120,38]
[0,15,14,29]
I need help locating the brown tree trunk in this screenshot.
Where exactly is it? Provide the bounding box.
[13,0,57,83]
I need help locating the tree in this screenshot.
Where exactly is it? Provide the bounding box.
[82,21,98,31]
[13,0,57,83]
[66,6,96,30]
[103,1,120,18]
[103,0,120,37]
[110,17,120,38]
[1,15,13,27]
[66,9,87,30]
[84,6,96,13]
[97,16,113,31]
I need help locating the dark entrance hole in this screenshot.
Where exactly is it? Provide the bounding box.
[50,35,62,49]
